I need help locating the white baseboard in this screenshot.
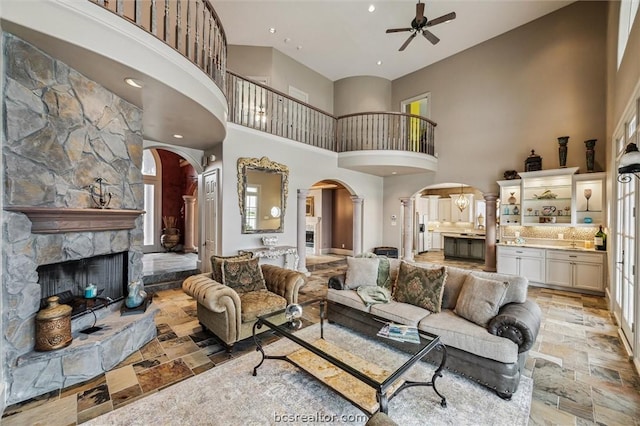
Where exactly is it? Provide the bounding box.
[618,328,634,360]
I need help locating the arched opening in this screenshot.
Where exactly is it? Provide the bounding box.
[411,182,487,269]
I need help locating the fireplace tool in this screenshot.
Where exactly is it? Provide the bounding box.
[89,177,112,209]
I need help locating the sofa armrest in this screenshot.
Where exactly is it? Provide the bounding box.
[261,264,306,304]
[487,299,542,353]
[182,273,241,314]
[328,273,347,290]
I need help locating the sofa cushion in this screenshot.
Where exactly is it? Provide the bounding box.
[239,289,287,323]
[327,288,371,313]
[440,266,469,310]
[345,257,380,289]
[221,257,267,294]
[392,263,447,313]
[418,310,519,364]
[455,274,509,327]
[370,300,431,326]
[471,271,528,306]
[211,252,252,283]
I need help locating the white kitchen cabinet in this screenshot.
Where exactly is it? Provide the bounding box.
[427,195,440,221]
[497,246,545,284]
[431,231,442,250]
[545,250,605,292]
[438,199,451,222]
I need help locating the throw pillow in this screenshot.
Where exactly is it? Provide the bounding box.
[345,257,380,290]
[211,252,252,283]
[392,263,447,313]
[376,256,392,289]
[454,274,509,327]
[221,257,266,294]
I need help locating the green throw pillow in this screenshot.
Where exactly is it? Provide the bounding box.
[376,256,392,289]
[211,252,252,283]
[221,257,266,294]
[392,263,447,313]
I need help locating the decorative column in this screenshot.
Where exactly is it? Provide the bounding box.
[297,189,309,275]
[351,196,364,256]
[182,195,197,253]
[483,193,498,272]
[400,197,414,261]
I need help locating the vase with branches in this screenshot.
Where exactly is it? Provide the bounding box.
[161,216,180,251]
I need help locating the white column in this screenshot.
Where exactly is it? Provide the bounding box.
[297,189,309,275]
[182,195,197,253]
[483,193,498,272]
[400,197,414,261]
[351,196,364,256]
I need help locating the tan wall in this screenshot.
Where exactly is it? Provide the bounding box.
[333,76,392,116]
[271,48,334,113]
[226,45,273,79]
[226,45,335,113]
[391,1,607,191]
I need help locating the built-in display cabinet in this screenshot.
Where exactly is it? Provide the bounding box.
[498,168,606,227]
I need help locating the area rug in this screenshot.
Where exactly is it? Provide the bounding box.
[87,323,533,426]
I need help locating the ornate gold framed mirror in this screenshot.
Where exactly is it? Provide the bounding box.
[237,156,289,234]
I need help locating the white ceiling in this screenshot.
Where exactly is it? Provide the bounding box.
[213,0,574,81]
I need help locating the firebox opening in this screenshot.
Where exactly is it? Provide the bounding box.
[37,251,128,318]
[306,230,314,248]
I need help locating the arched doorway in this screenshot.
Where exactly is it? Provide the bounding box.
[142,148,199,254]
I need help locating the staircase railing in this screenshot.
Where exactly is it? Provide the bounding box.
[90,0,227,90]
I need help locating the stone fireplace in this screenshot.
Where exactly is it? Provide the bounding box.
[2,34,156,404]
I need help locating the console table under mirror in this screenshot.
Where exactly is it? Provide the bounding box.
[237,156,289,234]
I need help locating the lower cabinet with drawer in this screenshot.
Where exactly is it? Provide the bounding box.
[497,246,545,284]
[545,250,605,292]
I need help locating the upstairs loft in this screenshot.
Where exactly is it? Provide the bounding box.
[1,0,438,176]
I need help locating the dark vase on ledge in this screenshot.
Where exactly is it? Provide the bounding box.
[585,139,597,172]
[557,136,569,168]
[161,227,180,251]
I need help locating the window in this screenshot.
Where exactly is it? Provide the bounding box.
[142,149,161,251]
[618,0,640,68]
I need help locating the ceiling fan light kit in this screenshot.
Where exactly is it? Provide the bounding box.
[386,1,456,51]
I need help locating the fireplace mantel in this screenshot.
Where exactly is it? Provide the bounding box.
[4,207,145,233]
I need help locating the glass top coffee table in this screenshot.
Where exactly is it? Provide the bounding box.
[252,299,447,416]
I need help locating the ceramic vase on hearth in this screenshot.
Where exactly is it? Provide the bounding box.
[557,136,569,168]
[160,227,180,251]
[125,280,147,309]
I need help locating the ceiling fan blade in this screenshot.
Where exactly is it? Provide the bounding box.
[427,12,456,27]
[416,2,425,22]
[422,29,440,45]
[399,33,417,51]
[386,27,412,33]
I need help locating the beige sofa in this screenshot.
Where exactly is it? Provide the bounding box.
[183,263,306,350]
[327,257,541,399]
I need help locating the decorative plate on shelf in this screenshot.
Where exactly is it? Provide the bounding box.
[533,190,557,199]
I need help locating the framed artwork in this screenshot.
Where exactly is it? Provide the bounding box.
[306,196,314,216]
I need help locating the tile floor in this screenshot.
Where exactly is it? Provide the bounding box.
[2,252,639,425]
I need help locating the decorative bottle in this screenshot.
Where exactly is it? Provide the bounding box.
[125,281,148,308]
[594,226,607,251]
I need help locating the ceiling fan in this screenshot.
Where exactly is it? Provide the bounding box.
[386,1,456,51]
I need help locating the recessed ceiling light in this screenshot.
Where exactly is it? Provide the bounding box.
[377,60,383,65]
[284,37,291,43]
[296,45,303,50]
[124,77,143,88]
[368,5,375,13]
[269,27,276,34]
[391,171,397,175]
[173,134,183,139]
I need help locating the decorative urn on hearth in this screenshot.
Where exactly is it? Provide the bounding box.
[35,296,73,351]
[125,280,147,309]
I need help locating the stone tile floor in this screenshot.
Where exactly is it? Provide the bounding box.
[2,252,639,425]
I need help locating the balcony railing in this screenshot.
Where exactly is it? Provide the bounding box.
[87,1,436,155]
[226,73,436,155]
[91,0,227,90]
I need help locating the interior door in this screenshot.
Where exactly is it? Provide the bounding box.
[202,169,219,272]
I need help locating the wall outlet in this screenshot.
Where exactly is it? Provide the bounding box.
[341,243,345,248]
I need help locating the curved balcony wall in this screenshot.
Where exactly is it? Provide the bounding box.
[0,0,228,147]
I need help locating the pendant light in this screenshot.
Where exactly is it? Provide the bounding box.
[455,185,469,212]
